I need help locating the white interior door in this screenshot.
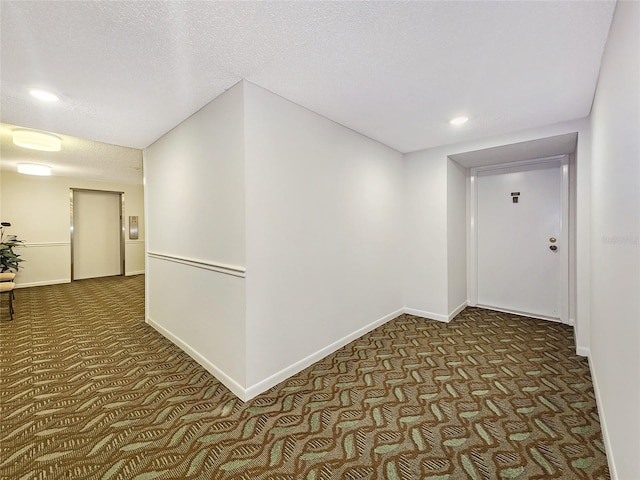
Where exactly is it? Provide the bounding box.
[73,190,122,280]
[475,159,567,321]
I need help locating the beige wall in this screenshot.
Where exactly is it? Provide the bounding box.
[0,170,144,287]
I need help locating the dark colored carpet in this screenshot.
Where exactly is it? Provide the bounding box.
[0,275,609,479]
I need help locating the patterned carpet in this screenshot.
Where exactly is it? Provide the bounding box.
[0,276,609,479]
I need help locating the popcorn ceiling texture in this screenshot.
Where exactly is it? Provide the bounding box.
[1,1,615,153]
[0,123,142,185]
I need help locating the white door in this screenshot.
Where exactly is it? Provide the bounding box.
[475,159,567,321]
[73,190,122,280]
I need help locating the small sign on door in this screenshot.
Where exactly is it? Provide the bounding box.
[511,192,520,204]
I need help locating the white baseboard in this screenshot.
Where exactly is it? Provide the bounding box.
[148,308,405,402]
[402,304,467,323]
[15,278,70,288]
[146,316,247,401]
[244,308,405,400]
[475,304,563,323]
[15,274,144,287]
[403,307,449,323]
[448,302,467,321]
[576,345,590,357]
[587,351,618,480]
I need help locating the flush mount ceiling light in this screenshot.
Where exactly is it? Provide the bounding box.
[29,89,59,102]
[12,129,61,152]
[17,163,52,176]
[449,116,469,126]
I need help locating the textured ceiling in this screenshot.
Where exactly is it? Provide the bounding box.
[0,1,615,180]
[0,123,142,184]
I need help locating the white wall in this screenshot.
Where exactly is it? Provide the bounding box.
[146,256,246,394]
[145,82,246,267]
[0,171,144,286]
[143,78,603,408]
[403,150,448,319]
[243,82,404,392]
[145,81,405,399]
[588,2,640,478]
[144,81,247,395]
[403,118,590,344]
[447,159,467,316]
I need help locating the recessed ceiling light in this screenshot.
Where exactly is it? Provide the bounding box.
[449,116,469,126]
[29,89,59,102]
[13,129,62,152]
[17,163,52,176]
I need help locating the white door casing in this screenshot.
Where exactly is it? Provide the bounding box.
[468,156,569,322]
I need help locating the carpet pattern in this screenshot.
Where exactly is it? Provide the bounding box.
[1,276,609,479]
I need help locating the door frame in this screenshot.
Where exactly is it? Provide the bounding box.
[70,188,125,281]
[468,154,570,323]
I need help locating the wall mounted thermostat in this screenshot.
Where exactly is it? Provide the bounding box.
[129,216,139,240]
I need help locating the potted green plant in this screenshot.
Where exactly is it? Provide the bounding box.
[0,222,24,272]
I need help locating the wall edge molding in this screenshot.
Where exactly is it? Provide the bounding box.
[146,316,247,401]
[147,252,245,278]
[244,308,405,400]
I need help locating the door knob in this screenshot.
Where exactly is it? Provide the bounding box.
[549,245,558,251]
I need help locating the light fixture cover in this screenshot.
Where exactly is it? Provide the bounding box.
[17,163,52,176]
[29,89,59,102]
[13,129,61,152]
[449,116,469,125]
